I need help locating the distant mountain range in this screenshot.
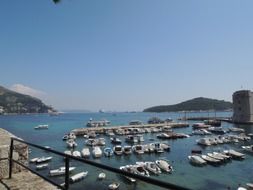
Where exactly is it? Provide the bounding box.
[143,97,232,112]
[0,85,54,114]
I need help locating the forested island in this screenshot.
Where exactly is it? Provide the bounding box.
[0,86,54,114]
[143,97,232,113]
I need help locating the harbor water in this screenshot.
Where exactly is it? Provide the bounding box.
[0,111,253,190]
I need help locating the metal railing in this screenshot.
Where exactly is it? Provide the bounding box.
[9,137,191,190]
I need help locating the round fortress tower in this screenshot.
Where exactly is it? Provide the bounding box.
[232,90,253,124]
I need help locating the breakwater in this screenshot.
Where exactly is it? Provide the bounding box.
[71,122,189,136]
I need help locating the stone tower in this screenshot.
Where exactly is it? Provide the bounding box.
[232,90,253,124]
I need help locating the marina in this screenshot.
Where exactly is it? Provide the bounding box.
[1,111,253,190]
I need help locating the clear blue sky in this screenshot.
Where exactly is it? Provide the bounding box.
[1,0,253,111]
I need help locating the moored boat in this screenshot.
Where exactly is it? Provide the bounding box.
[70,171,88,183]
[92,146,102,158]
[132,145,144,154]
[224,149,245,160]
[36,163,48,170]
[155,160,173,173]
[98,172,106,179]
[113,145,123,155]
[123,146,132,155]
[36,156,52,163]
[188,155,207,166]
[49,166,76,176]
[73,151,81,157]
[201,155,221,164]
[108,182,120,190]
[104,147,114,157]
[81,148,90,158]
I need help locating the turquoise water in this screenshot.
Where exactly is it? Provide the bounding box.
[0,111,253,190]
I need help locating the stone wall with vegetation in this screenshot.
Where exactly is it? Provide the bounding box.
[0,128,28,179]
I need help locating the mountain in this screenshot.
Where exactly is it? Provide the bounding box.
[143,97,232,112]
[0,85,53,114]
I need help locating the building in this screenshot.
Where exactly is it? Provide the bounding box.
[232,90,253,124]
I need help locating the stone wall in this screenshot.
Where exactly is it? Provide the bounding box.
[0,128,28,179]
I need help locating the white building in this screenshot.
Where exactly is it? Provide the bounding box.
[232,90,253,123]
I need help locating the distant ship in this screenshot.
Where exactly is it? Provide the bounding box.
[99,109,105,113]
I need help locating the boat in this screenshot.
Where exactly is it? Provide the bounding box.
[34,124,49,130]
[160,143,170,151]
[49,166,76,176]
[92,146,102,158]
[36,156,52,163]
[144,161,161,175]
[188,155,207,165]
[136,134,144,142]
[155,160,173,173]
[110,137,122,144]
[192,129,212,135]
[98,172,106,179]
[242,145,253,153]
[229,127,245,133]
[70,171,88,183]
[113,145,123,155]
[119,166,136,182]
[143,144,154,153]
[150,143,164,153]
[207,153,225,162]
[129,120,142,125]
[86,119,110,127]
[104,147,114,157]
[81,148,90,158]
[224,149,245,159]
[204,119,221,127]
[36,163,48,170]
[108,182,120,190]
[132,145,144,154]
[132,164,150,177]
[64,150,72,156]
[123,146,132,155]
[67,139,77,148]
[196,138,212,146]
[192,123,210,129]
[73,151,81,157]
[62,133,76,141]
[201,155,221,164]
[213,152,231,160]
[97,138,106,146]
[30,157,39,163]
[85,139,97,146]
[246,183,253,189]
[125,135,138,143]
[207,127,226,134]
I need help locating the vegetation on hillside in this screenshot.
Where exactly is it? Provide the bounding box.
[0,86,53,114]
[143,97,232,112]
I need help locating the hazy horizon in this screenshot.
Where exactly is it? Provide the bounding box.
[1,1,253,111]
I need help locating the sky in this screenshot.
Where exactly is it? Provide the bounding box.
[1,0,253,112]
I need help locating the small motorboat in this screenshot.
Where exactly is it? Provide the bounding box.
[73,151,81,157]
[67,139,78,148]
[36,163,48,170]
[155,160,173,173]
[110,137,122,144]
[132,164,149,177]
[242,145,253,153]
[113,145,123,156]
[36,156,52,163]
[34,124,49,130]
[81,148,90,158]
[224,149,245,160]
[70,171,88,183]
[92,146,102,158]
[30,157,39,163]
[98,172,106,180]
[119,166,136,183]
[97,138,106,146]
[188,155,207,165]
[123,146,132,155]
[246,183,253,189]
[104,147,114,157]
[213,152,231,160]
[150,143,164,153]
[64,150,72,156]
[108,182,120,190]
[144,161,161,175]
[207,153,225,162]
[132,145,144,154]
[201,155,221,164]
[49,166,76,176]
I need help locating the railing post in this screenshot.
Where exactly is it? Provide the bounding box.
[65,157,70,190]
[9,138,14,179]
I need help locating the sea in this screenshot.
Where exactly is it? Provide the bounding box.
[0,111,253,190]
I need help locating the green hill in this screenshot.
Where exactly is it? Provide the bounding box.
[0,85,53,114]
[143,97,232,112]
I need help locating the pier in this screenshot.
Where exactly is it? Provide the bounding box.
[71,122,189,136]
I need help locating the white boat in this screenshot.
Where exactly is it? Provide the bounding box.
[119,166,136,182]
[207,153,225,161]
[144,161,161,175]
[224,149,245,159]
[160,143,170,151]
[92,146,102,158]
[64,150,72,156]
[201,155,220,164]
[104,147,114,157]
[192,129,212,135]
[108,182,120,190]
[188,155,207,165]
[123,146,132,155]
[67,139,77,148]
[49,166,76,176]
[132,164,150,177]
[246,183,253,189]
[34,124,49,129]
[113,145,123,155]
[110,137,122,144]
[85,139,97,146]
[229,127,245,133]
[70,171,88,183]
[150,143,164,153]
[97,138,106,146]
[213,152,231,160]
[98,172,106,179]
[143,144,154,153]
[155,160,173,173]
[81,148,90,158]
[192,123,210,129]
[132,145,144,154]
[196,138,212,146]
[125,135,138,143]
[73,151,81,157]
[242,145,253,153]
[30,157,39,163]
[36,163,48,170]
[36,156,52,163]
[136,134,144,142]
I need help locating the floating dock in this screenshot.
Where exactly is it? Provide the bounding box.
[71,122,189,136]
